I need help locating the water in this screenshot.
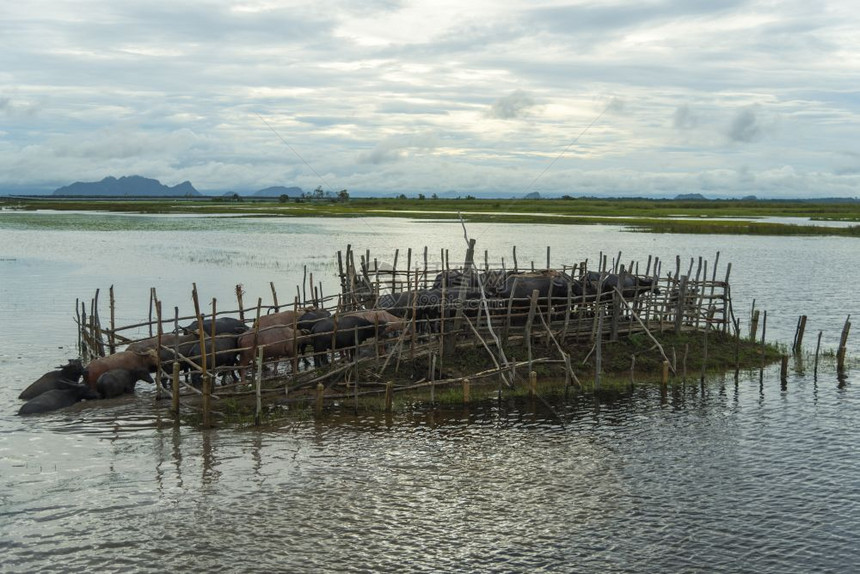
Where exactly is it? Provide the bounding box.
[0,212,857,572]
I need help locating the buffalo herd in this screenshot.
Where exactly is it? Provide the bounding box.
[17,268,658,415]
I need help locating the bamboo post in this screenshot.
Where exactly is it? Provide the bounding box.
[270,281,279,313]
[793,315,807,354]
[108,285,116,355]
[292,297,300,375]
[391,248,399,293]
[750,309,761,343]
[529,370,537,396]
[813,330,823,378]
[154,299,163,400]
[235,284,245,325]
[674,275,688,335]
[525,289,539,373]
[148,288,154,338]
[385,381,393,412]
[837,316,851,373]
[700,306,714,384]
[255,347,264,425]
[171,362,180,416]
[595,312,603,389]
[759,310,768,380]
[780,355,789,384]
[315,383,324,415]
[662,360,669,386]
[512,246,518,272]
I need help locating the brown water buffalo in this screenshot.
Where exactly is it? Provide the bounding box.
[344,309,405,335]
[126,333,199,364]
[253,307,316,331]
[83,350,158,390]
[18,359,85,400]
[237,325,298,382]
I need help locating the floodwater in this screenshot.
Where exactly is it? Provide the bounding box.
[0,211,857,573]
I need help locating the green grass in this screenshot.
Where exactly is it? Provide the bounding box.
[3,196,859,237]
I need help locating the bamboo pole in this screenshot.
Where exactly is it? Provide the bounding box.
[270,281,280,313]
[255,347,263,425]
[463,378,470,404]
[837,315,851,373]
[813,330,823,378]
[793,315,807,354]
[108,285,116,355]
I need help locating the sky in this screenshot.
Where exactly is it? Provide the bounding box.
[2,0,859,198]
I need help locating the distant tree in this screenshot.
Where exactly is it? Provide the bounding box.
[230,192,242,202]
[313,186,325,200]
[397,193,407,200]
[337,189,350,202]
[278,194,289,203]
[465,195,476,200]
[418,193,426,200]
[431,193,438,200]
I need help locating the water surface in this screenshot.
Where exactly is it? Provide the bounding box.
[0,212,857,572]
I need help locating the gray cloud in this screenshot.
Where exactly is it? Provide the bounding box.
[728,107,762,143]
[487,90,536,120]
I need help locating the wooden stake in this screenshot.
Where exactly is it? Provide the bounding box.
[793,315,807,354]
[385,381,393,412]
[813,330,823,378]
[529,370,537,396]
[255,347,264,425]
[463,378,470,404]
[837,315,851,373]
[780,355,789,384]
[108,285,116,355]
[315,382,324,415]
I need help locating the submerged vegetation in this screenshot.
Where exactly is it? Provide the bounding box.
[2,196,859,237]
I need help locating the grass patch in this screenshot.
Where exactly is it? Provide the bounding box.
[3,197,859,237]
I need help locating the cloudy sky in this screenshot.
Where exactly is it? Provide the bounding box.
[2,0,859,198]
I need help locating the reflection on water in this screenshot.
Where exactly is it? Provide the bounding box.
[0,213,857,572]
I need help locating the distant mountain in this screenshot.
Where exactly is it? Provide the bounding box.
[522,192,541,200]
[252,186,302,197]
[53,176,201,197]
[674,193,708,201]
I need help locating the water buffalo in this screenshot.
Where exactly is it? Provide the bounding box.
[297,309,332,333]
[180,317,248,336]
[186,335,240,386]
[343,309,405,335]
[253,306,318,331]
[585,272,660,300]
[18,381,100,415]
[309,316,387,367]
[18,359,85,400]
[84,350,159,390]
[96,367,155,399]
[237,325,297,381]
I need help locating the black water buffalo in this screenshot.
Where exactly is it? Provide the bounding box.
[18,381,100,415]
[432,269,484,290]
[309,316,387,367]
[585,272,660,300]
[18,359,85,400]
[185,335,240,386]
[297,309,332,333]
[96,367,154,399]
[180,317,248,336]
[496,273,586,301]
